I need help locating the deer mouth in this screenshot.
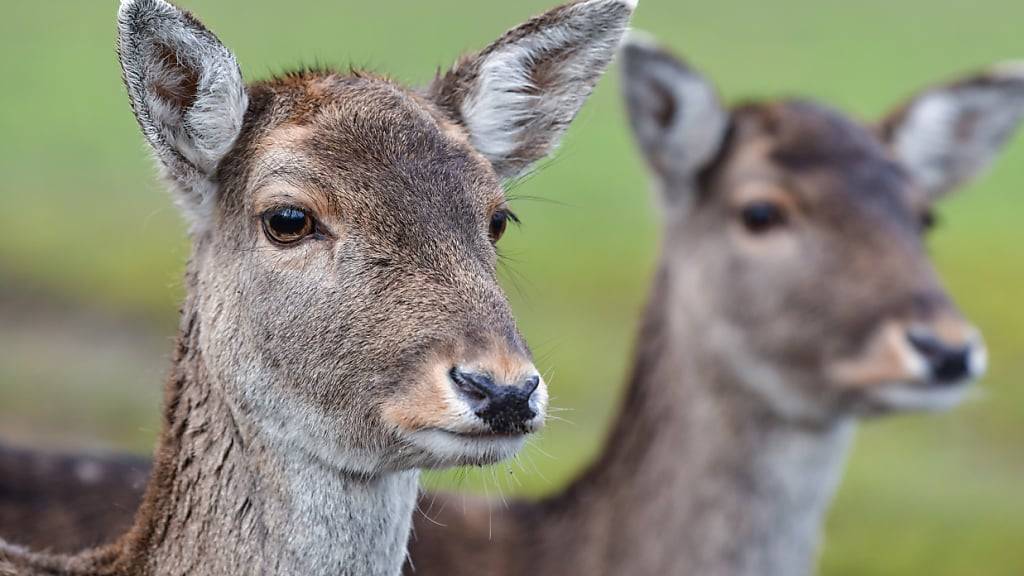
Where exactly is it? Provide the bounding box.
[862,378,977,414]
[851,353,985,414]
[407,391,545,466]
[405,427,532,468]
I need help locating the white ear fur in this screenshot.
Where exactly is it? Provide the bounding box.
[884,62,1024,200]
[620,33,729,199]
[430,0,637,180]
[117,0,248,225]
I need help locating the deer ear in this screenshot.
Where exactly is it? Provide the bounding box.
[428,0,636,181]
[117,0,248,223]
[621,34,729,201]
[881,62,1024,202]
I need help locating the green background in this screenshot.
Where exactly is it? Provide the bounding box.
[1,1,1022,574]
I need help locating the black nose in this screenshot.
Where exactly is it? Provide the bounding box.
[449,368,540,434]
[906,331,972,385]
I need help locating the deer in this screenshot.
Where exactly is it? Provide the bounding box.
[0,0,637,574]
[1,31,1020,576]
[401,39,1024,575]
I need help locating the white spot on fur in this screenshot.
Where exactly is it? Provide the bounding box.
[529,374,550,420]
[968,342,988,378]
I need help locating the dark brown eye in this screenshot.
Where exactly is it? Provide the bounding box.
[740,201,787,234]
[489,209,518,243]
[262,207,314,245]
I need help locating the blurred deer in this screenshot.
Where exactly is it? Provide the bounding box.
[0,0,635,574]
[401,38,1024,576]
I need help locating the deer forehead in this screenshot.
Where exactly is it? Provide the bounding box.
[717,101,917,219]
[235,74,505,223]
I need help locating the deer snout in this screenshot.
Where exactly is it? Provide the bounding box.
[905,324,987,386]
[381,347,546,467]
[832,315,986,414]
[449,367,543,435]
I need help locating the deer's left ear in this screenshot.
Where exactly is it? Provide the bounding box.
[428,0,636,180]
[881,62,1024,201]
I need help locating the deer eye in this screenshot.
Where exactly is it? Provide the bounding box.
[740,201,787,234]
[489,209,519,243]
[262,207,315,245]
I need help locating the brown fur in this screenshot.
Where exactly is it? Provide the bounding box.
[6,26,1017,576]
[396,46,1017,576]
[0,0,638,573]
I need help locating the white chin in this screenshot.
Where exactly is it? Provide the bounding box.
[867,382,973,413]
[406,429,527,468]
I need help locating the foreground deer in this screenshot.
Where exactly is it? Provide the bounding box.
[0,0,636,574]
[0,32,1020,576]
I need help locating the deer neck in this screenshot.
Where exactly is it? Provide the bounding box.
[79,266,418,576]
[545,267,856,576]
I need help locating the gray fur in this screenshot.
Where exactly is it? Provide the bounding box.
[621,32,729,209]
[0,0,640,573]
[117,0,248,228]
[883,61,1024,199]
[400,38,1011,576]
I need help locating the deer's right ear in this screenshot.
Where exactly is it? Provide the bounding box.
[117,0,247,223]
[621,35,729,202]
[428,0,637,181]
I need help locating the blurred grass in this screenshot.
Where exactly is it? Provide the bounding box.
[0,1,1022,573]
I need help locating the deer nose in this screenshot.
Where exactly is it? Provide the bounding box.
[449,367,542,434]
[906,329,984,385]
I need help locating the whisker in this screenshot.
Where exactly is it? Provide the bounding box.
[545,414,577,427]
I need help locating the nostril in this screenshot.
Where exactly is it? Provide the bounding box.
[476,390,537,435]
[449,367,497,407]
[906,331,942,358]
[448,369,538,435]
[932,348,971,384]
[522,374,541,396]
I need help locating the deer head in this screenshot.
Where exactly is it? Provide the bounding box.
[622,36,1024,423]
[116,0,635,474]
